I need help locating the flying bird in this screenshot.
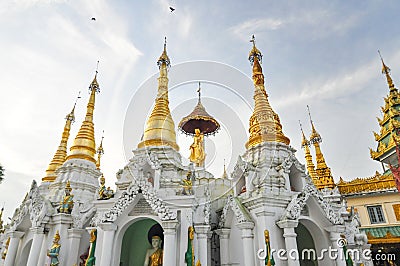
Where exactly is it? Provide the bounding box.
[169,6,175,12]
[91,17,96,21]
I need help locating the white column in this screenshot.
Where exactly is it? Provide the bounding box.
[26,227,45,266]
[194,225,210,265]
[237,222,255,266]
[162,220,179,266]
[215,228,230,266]
[51,213,74,265]
[4,231,24,266]
[207,231,212,266]
[66,228,85,266]
[99,223,117,266]
[325,226,346,266]
[277,220,300,266]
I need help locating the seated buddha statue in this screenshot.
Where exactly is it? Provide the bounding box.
[144,235,163,266]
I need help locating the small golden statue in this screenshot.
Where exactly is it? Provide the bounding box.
[1,237,9,260]
[144,235,163,266]
[47,231,61,266]
[58,181,74,214]
[264,230,275,266]
[182,171,193,195]
[189,128,205,167]
[98,175,114,200]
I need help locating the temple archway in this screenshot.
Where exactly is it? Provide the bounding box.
[296,222,317,266]
[16,238,32,266]
[119,218,162,266]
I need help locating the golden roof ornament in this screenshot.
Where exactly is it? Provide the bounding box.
[246,35,290,148]
[379,50,397,93]
[299,121,318,184]
[42,93,80,182]
[306,106,335,189]
[138,38,179,150]
[67,63,100,163]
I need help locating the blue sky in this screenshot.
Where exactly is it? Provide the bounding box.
[1,0,400,219]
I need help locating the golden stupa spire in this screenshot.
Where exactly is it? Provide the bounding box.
[299,121,318,184]
[138,38,179,150]
[246,35,290,148]
[378,50,397,93]
[96,131,104,169]
[67,63,100,163]
[42,93,80,182]
[307,106,335,189]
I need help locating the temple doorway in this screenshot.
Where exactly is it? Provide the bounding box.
[119,218,163,266]
[295,223,318,266]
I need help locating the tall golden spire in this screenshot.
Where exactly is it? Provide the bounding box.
[370,52,400,161]
[96,131,104,169]
[67,66,100,163]
[307,106,335,189]
[299,121,318,185]
[138,38,179,150]
[379,50,397,93]
[42,95,79,182]
[246,35,290,148]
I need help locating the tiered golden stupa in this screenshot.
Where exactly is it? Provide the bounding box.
[370,52,400,166]
[245,35,290,148]
[138,38,179,151]
[66,72,100,163]
[42,100,76,182]
[306,106,335,189]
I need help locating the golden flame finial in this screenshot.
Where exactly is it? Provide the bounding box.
[246,36,290,148]
[67,63,100,163]
[138,39,179,150]
[378,50,396,92]
[96,130,105,169]
[306,106,335,189]
[42,92,81,182]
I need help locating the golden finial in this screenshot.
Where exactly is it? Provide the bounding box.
[67,63,100,163]
[307,105,322,143]
[197,82,201,102]
[378,50,396,92]
[306,106,335,189]
[138,39,179,150]
[42,92,81,182]
[96,130,105,169]
[246,37,290,148]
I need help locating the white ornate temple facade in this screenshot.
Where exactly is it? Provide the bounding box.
[0,40,372,266]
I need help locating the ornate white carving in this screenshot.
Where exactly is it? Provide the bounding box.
[280,183,344,225]
[92,177,176,226]
[9,180,54,230]
[72,201,96,228]
[218,195,253,228]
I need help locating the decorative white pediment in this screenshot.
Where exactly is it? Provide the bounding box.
[280,182,344,225]
[218,195,253,228]
[9,180,54,231]
[92,178,176,226]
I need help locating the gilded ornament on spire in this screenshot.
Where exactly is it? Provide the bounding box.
[138,38,179,150]
[371,53,400,162]
[67,67,100,163]
[42,94,79,182]
[307,106,335,189]
[299,121,318,185]
[246,35,290,148]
